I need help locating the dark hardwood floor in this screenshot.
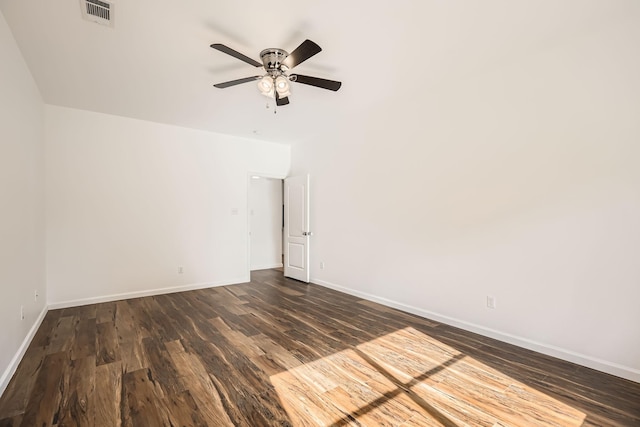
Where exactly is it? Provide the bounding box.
[0,269,638,426]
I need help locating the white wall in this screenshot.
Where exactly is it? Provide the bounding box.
[46,105,289,305]
[250,178,283,270]
[0,10,46,393]
[291,5,640,381]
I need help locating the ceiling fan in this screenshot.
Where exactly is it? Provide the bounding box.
[210,39,341,106]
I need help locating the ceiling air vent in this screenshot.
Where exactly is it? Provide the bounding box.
[80,0,114,27]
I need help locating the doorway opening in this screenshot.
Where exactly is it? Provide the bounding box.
[248,173,310,283]
[248,175,284,273]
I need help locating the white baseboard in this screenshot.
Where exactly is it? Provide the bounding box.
[251,263,283,271]
[48,276,249,310]
[0,305,48,397]
[312,277,640,384]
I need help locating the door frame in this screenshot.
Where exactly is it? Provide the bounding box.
[246,172,286,279]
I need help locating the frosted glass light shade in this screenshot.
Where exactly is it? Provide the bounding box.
[275,75,291,97]
[258,76,274,97]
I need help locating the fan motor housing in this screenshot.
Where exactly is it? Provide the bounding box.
[260,48,288,71]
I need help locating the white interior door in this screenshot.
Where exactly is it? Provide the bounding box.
[284,174,310,282]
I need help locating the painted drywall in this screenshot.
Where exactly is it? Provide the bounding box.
[250,178,283,270]
[0,10,46,393]
[290,5,640,381]
[45,105,289,305]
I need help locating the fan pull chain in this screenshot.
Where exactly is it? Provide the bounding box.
[265,99,277,114]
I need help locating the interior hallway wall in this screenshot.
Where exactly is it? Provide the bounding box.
[250,177,283,270]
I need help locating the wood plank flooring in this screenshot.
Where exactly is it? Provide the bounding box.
[1,269,639,426]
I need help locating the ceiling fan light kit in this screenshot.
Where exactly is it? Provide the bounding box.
[211,39,341,106]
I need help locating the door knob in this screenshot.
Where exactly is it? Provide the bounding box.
[302,231,313,236]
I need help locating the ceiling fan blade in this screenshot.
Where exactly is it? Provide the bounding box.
[292,74,342,91]
[213,76,261,88]
[282,39,322,70]
[275,92,290,106]
[210,44,262,67]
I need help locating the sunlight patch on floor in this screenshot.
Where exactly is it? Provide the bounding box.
[270,327,586,426]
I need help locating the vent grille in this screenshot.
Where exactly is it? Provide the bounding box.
[80,0,114,27]
[86,0,110,20]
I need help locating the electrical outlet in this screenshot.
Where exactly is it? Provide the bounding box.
[178,266,184,274]
[487,296,497,309]
[320,262,325,270]
[20,305,25,320]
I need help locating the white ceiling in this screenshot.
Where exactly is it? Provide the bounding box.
[1,0,635,143]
